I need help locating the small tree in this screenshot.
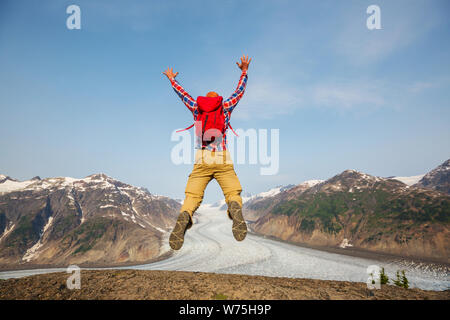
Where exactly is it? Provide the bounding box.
[401,270,409,289]
[393,270,401,287]
[380,267,389,285]
[393,270,409,289]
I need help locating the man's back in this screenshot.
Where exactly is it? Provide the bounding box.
[163,55,250,151]
[162,55,252,251]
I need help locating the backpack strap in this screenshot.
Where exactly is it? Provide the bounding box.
[176,123,195,133]
[228,123,239,137]
[176,122,239,137]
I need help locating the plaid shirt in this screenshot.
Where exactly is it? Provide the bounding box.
[170,69,248,151]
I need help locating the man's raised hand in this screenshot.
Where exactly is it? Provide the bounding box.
[162,67,178,80]
[236,55,252,71]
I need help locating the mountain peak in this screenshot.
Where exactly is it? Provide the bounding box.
[299,180,323,188]
[318,169,399,194]
[0,174,17,183]
[0,173,130,195]
[414,158,450,194]
[85,173,111,181]
[335,169,377,180]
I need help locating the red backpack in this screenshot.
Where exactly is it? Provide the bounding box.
[177,96,238,143]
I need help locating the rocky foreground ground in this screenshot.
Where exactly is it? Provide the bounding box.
[0,270,448,300]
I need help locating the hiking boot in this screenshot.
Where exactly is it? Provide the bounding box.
[227,201,247,241]
[169,211,192,250]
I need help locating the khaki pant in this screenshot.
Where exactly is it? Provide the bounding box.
[180,149,243,219]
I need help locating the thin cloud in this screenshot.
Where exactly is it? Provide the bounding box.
[407,78,450,94]
[235,75,446,119]
[333,1,443,65]
[235,76,388,119]
[235,78,302,119]
[310,82,385,110]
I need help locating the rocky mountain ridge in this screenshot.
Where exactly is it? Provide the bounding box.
[244,160,450,263]
[413,159,450,194]
[0,173,180,268]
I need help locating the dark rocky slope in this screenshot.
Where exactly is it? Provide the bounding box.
[246,169,449,263]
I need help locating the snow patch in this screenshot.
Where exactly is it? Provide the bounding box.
[300,179,324,187]
[257,187,283,198]
[131,205,140,216]
[0,223,15,243]
[42,217,53,234]
[391,174,425,186]
[0,180,34,193]
[22,217,54,262]
[100,204,116,209]
[339,238,353,249]
[146,221,167,233]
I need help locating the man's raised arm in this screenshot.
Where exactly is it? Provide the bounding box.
[223,55,251,113]
[163,67,197,113]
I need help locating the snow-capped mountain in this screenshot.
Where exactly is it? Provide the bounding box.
[0,175,40,192]
[413,159,450,194]
[0,173,180,268]
[249,184,296,199]
[210,185,296,211]
[210,191,253,209]
[246,169,450,262]
[243,181,323,210]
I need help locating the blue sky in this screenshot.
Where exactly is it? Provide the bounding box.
[0,0,449,203]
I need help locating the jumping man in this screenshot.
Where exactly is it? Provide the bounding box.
[163,55,252,250]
